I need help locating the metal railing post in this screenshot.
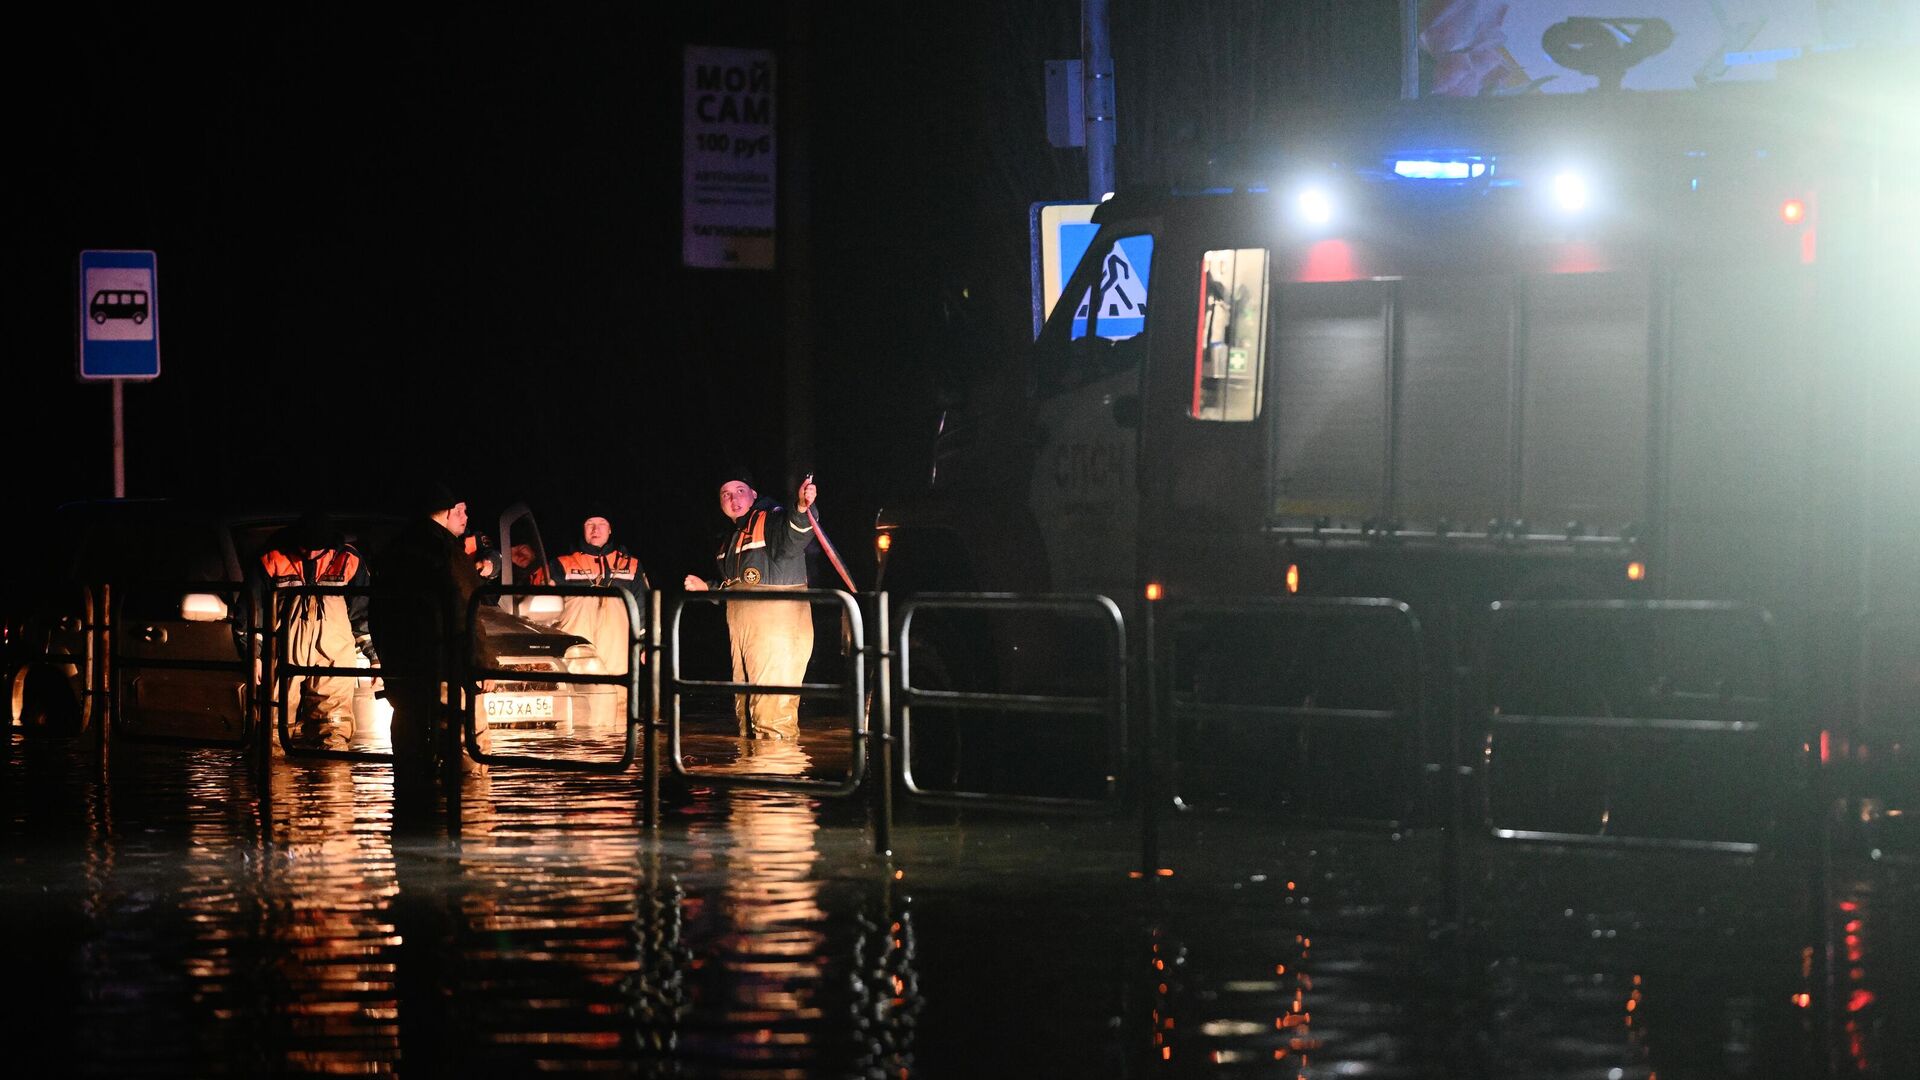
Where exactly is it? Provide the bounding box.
[871,592,895,858]
[1139,592,1160,873]
[645,588,662,829]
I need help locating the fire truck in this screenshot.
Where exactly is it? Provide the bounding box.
[874,50,1918,821]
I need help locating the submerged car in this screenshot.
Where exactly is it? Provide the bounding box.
[4,500,615,742]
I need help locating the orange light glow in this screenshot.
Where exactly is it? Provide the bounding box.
[876,533,893,553]
[1626,561,1646,582]
[1145,582,1165,602]
[1781,199,1806,224]
[1286,564,1300,594]
[1793,992,1812,1008]
[1156,868,1174,877]
[1162,1047,1171,1061]
[1300,239,1357,283]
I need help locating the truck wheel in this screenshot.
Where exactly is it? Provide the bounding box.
[899,616,984,794]
[8,663,85,734]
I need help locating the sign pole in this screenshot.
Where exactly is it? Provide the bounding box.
[111,380,126,497]
[78,249,160,498]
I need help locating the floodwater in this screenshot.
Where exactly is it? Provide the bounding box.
[3,717,1914,1078]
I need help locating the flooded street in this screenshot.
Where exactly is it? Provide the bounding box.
[4,719,1914,1078]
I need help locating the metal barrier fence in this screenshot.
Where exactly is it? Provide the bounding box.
[5,584,107,737]
[1476,599,1783,854]
[463,584,651,775]
[665,588,869,796]
[108,580,259,750]
[1853,610,1920,850]
[895,592,1127,812]
[1151,596,1435,830]
[263,582,394,763]
[21,580,1824,868]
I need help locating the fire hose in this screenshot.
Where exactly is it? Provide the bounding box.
[801,474,858,594]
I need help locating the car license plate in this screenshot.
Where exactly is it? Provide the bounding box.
[485,694,554,720]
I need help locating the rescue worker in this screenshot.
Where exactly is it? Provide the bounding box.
[259,512,374,751]
[683,470,818,740]
[508,543,550,586]
[368,481,492,781]
[548,507,648,681]
[464,528,503,582]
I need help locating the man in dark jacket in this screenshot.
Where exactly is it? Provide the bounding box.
[683,469,817,739]
[368,482,491,777]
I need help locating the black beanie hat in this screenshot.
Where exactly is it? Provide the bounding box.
[716,466,757,491]
[420,480,460,515]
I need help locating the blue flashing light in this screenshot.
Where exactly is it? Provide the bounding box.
[1393,159,1487,180]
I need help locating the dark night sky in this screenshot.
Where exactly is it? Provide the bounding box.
[13,2,1397,580]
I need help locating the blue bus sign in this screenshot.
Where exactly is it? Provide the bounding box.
[78,249,160,381]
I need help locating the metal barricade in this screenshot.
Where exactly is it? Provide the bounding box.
[1155,597,1433,829]
[263,582,393,762]
[1853,610,1920,853]
[666,588,868,795]
[1477,599,1783,854]
[896,593,1126,811]
[462,584,651,774]
[6,584,106,735]
[108,580,259,749]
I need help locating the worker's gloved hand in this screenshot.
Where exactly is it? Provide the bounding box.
[355,634,379,664]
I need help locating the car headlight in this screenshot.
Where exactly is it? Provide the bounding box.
[562,643,603,676]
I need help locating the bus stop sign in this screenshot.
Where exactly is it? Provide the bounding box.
[78,249,160,381]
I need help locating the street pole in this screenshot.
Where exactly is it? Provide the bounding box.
[1082,0,1115,200]
[111,380,125,497]
[1401,0,1421,100]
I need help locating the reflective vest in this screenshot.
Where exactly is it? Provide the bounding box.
[556,548,641,587]
[260,548,361,586]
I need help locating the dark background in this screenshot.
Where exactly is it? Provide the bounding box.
[12,2,1398,580]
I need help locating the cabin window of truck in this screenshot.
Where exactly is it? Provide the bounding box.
[1192,248,1269,421]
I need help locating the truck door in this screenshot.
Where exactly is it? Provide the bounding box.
[1136,242,1278,593]
[1026,223,1157,597]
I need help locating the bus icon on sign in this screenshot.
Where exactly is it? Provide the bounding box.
[90,289,150,325]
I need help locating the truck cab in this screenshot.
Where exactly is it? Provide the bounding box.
[879,53,1920,666]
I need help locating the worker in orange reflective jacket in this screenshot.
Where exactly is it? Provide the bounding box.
[548,507,648,683]
[259,512,375,751]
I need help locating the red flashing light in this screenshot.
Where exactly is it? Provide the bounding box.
[1781,198,1806,225]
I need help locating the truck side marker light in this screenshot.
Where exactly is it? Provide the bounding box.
[876,533,892,553]
[1626,561,1645,582]
[1145,582,1164,602]
[1286,564,1300,594]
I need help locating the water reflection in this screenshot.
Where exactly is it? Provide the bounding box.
[4,723,1914,1077]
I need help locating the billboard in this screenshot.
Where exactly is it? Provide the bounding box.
[1418,0,1920,95]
